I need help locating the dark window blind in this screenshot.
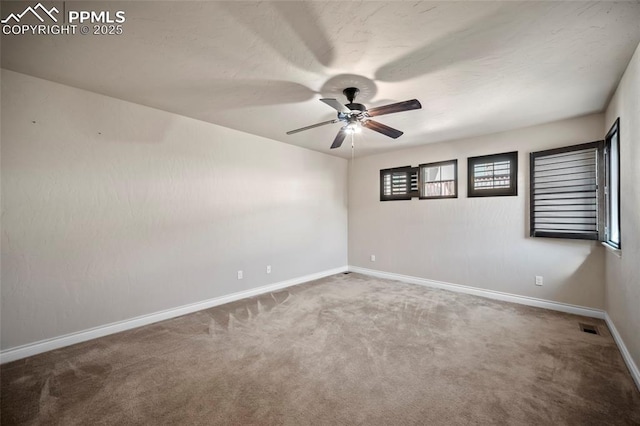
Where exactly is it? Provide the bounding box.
[530,142,602,240]
[380,167,418,201]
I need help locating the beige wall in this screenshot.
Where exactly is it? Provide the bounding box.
[0,70,348,350]
[349,114,605,309]
[604,43,640,368]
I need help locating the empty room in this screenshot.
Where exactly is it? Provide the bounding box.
[1,1,639,424]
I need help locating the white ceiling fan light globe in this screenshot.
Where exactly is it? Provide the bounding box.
[346,122,361,134]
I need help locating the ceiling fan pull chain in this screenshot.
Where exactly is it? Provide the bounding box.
[351,133,355,165]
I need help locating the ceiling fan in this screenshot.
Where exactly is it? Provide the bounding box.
[286,87,422,149]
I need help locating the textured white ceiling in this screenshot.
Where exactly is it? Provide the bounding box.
[2,1,639,158]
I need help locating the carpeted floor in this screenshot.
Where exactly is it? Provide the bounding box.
[2,273,639,425]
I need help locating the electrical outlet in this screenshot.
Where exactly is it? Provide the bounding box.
[535,276,543,286]
[237,270,243,280]
[370,255,376,262]
[266,265,271,274]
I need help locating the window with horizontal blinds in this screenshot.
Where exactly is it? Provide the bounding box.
[530,141,603,240]
[474,160,511,190]
[468,151,518,197]
[380,166,418,201]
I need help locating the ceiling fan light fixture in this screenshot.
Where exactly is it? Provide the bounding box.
[286,87,422,148]
[345,122,361,134]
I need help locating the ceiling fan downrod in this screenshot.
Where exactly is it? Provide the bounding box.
[343,87,360,103]
[343,87,366,112]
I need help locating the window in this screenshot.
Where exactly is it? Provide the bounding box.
[419,160,457,199]
[604,118,621,249]
[530,141,602,240]
[380,166,418,201]
[467,151,518,197]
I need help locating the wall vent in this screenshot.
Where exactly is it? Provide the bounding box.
[579,323,600,335]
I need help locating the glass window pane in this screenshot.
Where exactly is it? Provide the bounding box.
[443,181,454,196]
[474,161,511,189]
[423,166,440,183]
[425,182,442,196]
[610,133,620,244]
[441,164,454,180]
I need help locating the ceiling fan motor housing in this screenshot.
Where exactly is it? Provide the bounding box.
[345,103,366,113]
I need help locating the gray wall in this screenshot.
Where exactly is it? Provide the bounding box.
[349,114,605,309]
[0,70,348,350]
[605,43,640,369]
[4,59,636,359]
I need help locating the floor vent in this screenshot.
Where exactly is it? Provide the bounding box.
[579,323,600,335]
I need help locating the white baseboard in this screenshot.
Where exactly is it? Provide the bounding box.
[604,313,640,391]
[0,266,348,364]
[348,266,605,319]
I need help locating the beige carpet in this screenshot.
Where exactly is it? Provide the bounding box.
[2,273,639,425]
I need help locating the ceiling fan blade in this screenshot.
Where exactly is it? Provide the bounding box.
[366,99,422,117]
[363,120,404,139]
[330,127,348,149]
[320,98,351,113]
[286,119,339,135]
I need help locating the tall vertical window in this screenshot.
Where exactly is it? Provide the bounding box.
[419,160,457,199]
[604,118,621,249]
